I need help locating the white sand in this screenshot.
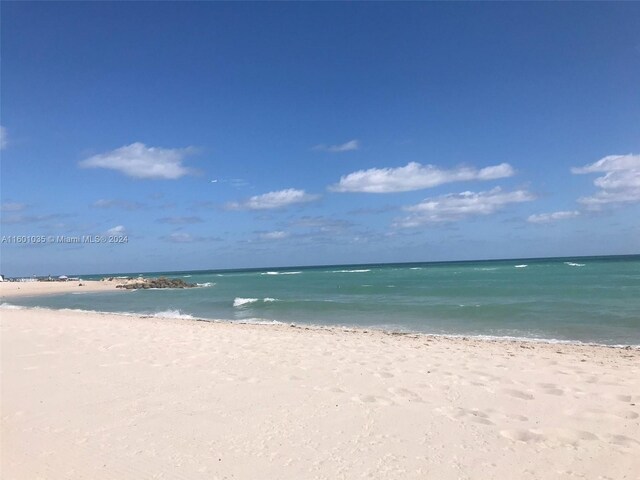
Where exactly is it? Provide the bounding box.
[0,280,120,299]
[1,307,639,480]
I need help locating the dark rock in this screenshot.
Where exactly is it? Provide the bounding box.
[116,277,197,290]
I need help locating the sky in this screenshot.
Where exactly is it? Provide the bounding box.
[1,2,639,276]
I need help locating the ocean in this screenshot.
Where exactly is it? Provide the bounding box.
[5,255,640,346]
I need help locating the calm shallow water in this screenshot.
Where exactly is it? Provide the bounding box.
[6,255,640,346]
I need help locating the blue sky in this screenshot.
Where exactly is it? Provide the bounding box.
[1,2,639,276]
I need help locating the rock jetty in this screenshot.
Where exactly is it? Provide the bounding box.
[115,277,197,290]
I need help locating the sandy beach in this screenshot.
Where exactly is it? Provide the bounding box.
[1,306,639,480]
[0,280,120,299]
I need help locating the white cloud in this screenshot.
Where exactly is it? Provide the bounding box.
[1,213,68,225]
[0,202,26,212]
[106,225,126,235]
[226,188,320,211]
[0,126,7,150]
[330,162,515,193]
[313,139,359,153]
[157,216,203,225]
[165,232,194,243]
[397,187,534,227]
[92,199,144,210]
[79,142,196,179]
[572,154,640,208]
[210,178,249,188]
[527,210,580,224]
[288,216,353,232]
[162,232,221,243]
[259,231,290,240]
[571,154,640,174]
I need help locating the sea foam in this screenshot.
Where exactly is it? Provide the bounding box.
[152,309,195,320]
[0,303,23,310]
[234,297,259,307]
[331,269,371,273]
[233,297,279,307]
[261,271,302,276]
[235,318,287,325]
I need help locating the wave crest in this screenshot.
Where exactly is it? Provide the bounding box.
[0,303,23,310]
[233,297,279,307]
[331,269,371,273]
[151,309,195,319]
[261,271,301,276]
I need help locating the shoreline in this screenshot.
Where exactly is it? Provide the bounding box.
[2,301,639,350]
[5,304,639,353]
[2,306,638,479]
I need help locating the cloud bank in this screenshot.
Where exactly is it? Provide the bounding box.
[0,126,7,150]
[162,232,221,243]
[0,202,26,212]
[92,199,144,210]
[157,216,203,225]
[397,187,534,227]
[106,225,126,235]
[313,139,359,153]
[330,162,515,193]
[259,231,290,240]
[79,143,196,179]
[226,189,320,211]
[527,210,580,224]
[572,154,640,208]
[1,213,68,225]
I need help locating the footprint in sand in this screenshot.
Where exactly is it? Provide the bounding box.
[437,407,495,426]
[615,394,640,403]
[607,434,640,447]
[501,427,596,447]
[542,428,599,447]
[461,410,494,425]
[500,429,545,443]
[578,407,639,421]
[503,389,534,400]
[387,387,424,403]
[351,394,394,406]
[505,413,529,422]
[538,383,564,396]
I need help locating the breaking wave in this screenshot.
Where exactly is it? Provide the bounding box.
[0,303,23,310]
[151,309,195,320]
[331,269,371,273]
[261,271,302,276]
[233,297,280,307]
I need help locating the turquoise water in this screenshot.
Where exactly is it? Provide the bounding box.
[5,256,640,346]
